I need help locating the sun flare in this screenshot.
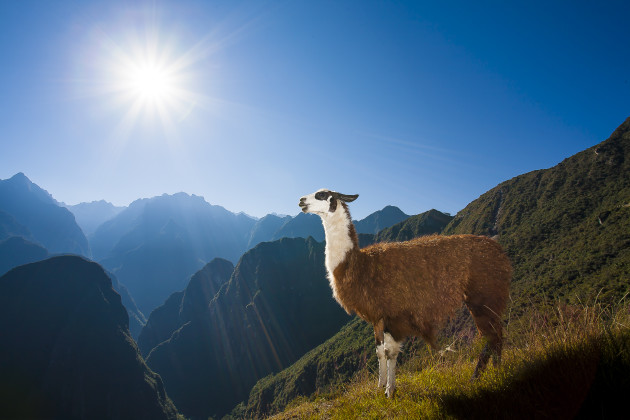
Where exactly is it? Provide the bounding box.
[92,23,207,138]
[126,62,175,103]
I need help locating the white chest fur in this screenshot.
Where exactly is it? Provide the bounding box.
[321,209,355,299]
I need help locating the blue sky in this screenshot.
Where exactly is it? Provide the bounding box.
[1,1,629,219]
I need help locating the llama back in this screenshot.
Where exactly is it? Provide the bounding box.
[357,235,510,323]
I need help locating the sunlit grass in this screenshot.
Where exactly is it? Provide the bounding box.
[271,299,630,419]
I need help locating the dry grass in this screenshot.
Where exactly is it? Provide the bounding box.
[270,297,630,419]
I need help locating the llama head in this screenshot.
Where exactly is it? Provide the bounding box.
[299,189,359,216]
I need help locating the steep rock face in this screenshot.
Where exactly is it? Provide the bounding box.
[0,236,48,276]
[146,237,350,419]
[106,270,147,340]
[0,256,178,419]
[138,258,234,356]
[444,116,630,306]
[0,173,89,256]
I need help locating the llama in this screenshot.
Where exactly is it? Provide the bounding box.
[299,189,511,397]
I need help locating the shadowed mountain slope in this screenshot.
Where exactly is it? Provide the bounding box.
[145,237,351,419]
[138,258,234,356]
[0,256,178,419]
[0,236,48,276]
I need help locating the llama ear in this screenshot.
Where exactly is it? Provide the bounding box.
[337,193,359,203]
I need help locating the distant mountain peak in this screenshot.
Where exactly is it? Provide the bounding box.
[0,173,89,256]
[10,172,29,181]
[354,205,410,234]
[4,172,54,203]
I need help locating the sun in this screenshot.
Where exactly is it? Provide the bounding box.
[91,22,206,137]
[126,62,175,104]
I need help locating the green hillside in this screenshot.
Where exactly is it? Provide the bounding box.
[375,209,453,242]
[444,116,630,309]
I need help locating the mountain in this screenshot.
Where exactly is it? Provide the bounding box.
[267,206,412,243]
[234,316,373,418]
[65,200,125,236]
[0,173,89,256]
[92,193,257,315]
[89,196,151,260]
[138,258,234,356]
[247,213,292,248]
[106,270,147,339]
[145,237,351,419]
[270,212,325,242]
[0,236,49,276]
[0,209,33,241]
[443,116,630,308]
[374,209,454,242]
[353,205,410,234]
[0,256,178,419]
[236,117,630,417]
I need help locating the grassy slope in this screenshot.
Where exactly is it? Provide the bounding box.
[273,303,630,419]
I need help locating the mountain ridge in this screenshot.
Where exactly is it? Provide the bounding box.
[0,173,89,256]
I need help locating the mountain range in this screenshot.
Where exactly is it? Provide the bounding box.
[0,171,413,329]
[64,200,124,236]
[2,116,627,418]
[85,191,412,317]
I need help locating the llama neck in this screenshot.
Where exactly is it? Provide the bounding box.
[321,203,359,288]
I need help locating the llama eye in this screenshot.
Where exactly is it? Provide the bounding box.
[315,192,328,200]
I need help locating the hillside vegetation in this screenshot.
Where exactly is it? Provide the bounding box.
[444,117,630,309]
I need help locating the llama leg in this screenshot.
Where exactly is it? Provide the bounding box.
[374,319,387,388]
[384,332,402,398]
[376,343,387,388]
[468,303,503,379]
[472,342,491,379]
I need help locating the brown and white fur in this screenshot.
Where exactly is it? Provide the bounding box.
[299,189,512,397]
